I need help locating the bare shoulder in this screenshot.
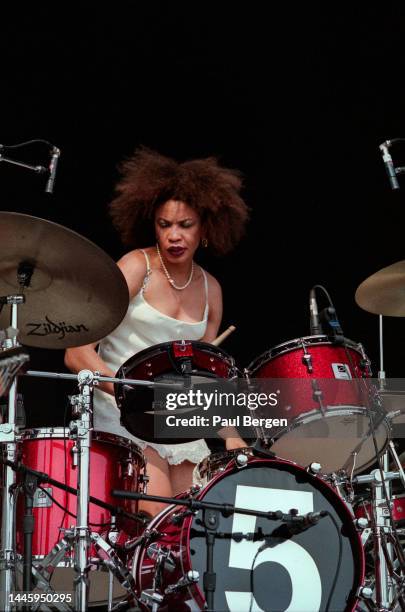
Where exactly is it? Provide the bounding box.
[116,249,150,298]
[201,268,222,302]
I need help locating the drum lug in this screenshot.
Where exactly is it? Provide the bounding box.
[235,453,249,468]
[354,517,369,530]
[307,462,322,475]
[189,483,202,495]
[302,352,313,373]
[358,343,372,376]
[171,508,198,525]
[122,458,134,478]
[311,380,326,415]
[357,585,374,600]
[139,473,150,493]
[107,516,120,545]
[70,442,78,467]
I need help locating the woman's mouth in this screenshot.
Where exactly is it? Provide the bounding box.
[167,247,186,257]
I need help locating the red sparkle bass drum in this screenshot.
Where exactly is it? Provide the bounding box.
[247,335,389,474]
[133,456,364,611]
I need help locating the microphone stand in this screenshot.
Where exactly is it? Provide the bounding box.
[22,471,38,593]
[202,507,218,612]
[112,489,324,612]
[0,153,47,174]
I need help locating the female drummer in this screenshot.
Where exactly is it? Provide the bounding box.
[64,147,249,516]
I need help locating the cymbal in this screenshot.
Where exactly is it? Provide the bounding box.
[0,212,129,348]
[355,260,405,316]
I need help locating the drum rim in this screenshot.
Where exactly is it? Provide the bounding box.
[266,407,390,475]
[116,340,237,443]
[116,339,235,377]
[197,447,254,478]
[247,334,365,374]
[20,427,144,456]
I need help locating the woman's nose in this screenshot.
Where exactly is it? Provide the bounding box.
[168,225,181,241]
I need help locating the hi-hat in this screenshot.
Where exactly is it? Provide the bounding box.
[0,212,129,348]
[355,260,405,316]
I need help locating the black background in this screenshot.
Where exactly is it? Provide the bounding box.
[3,4,405,427]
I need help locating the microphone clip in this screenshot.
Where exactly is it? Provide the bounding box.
[319,306,344,344]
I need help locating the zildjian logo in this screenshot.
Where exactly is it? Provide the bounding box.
[26,316,89,340]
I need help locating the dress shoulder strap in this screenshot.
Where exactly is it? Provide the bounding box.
[200,267,209,317]
[139,249,152,293]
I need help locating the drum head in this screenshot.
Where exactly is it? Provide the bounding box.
[187,458,363,611]
[115,340,236,443]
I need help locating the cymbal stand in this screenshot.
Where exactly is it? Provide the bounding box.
[70,371,140,611]
[375,316,405,606]
[69,369,94,612]
[0,293,25,612]
[354,455,405,610]
[378,315,386,387]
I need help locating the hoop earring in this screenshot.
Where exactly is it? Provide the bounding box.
[201,238,208,248]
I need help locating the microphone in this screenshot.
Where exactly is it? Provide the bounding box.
[379,142,400,190]
[45,146,61,194]
[309,288,322,335]
[283,510,328,528]
[258,510,328,551]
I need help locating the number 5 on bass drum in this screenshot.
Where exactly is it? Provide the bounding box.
[133,457,364,612]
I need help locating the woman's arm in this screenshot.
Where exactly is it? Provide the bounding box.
[200,273,246,449]
[64,250,147,394]
[64,341,116,394]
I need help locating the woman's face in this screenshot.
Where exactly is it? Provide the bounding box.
[155,200,202,264]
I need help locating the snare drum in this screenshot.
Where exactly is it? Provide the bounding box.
[15,428,145,606]
[116,340,237,443]
[133,456,364,611]
[247,335,389,474]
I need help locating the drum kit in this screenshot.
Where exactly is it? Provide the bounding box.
[3,211,405,611]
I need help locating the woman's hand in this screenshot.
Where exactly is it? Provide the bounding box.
[225,436,248,451]
[217,425,248,450]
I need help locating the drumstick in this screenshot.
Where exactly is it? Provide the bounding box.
[211,325,236,346]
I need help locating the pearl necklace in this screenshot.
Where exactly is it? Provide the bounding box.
[156,243,194,290]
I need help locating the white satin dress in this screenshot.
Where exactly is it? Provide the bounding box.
[93,250,211,465]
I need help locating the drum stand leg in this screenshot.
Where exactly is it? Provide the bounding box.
[367,450,405,610]
[372,453,394,608]
[107,566,114,612]
[91,532,137,600]
[15,536,74,612]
